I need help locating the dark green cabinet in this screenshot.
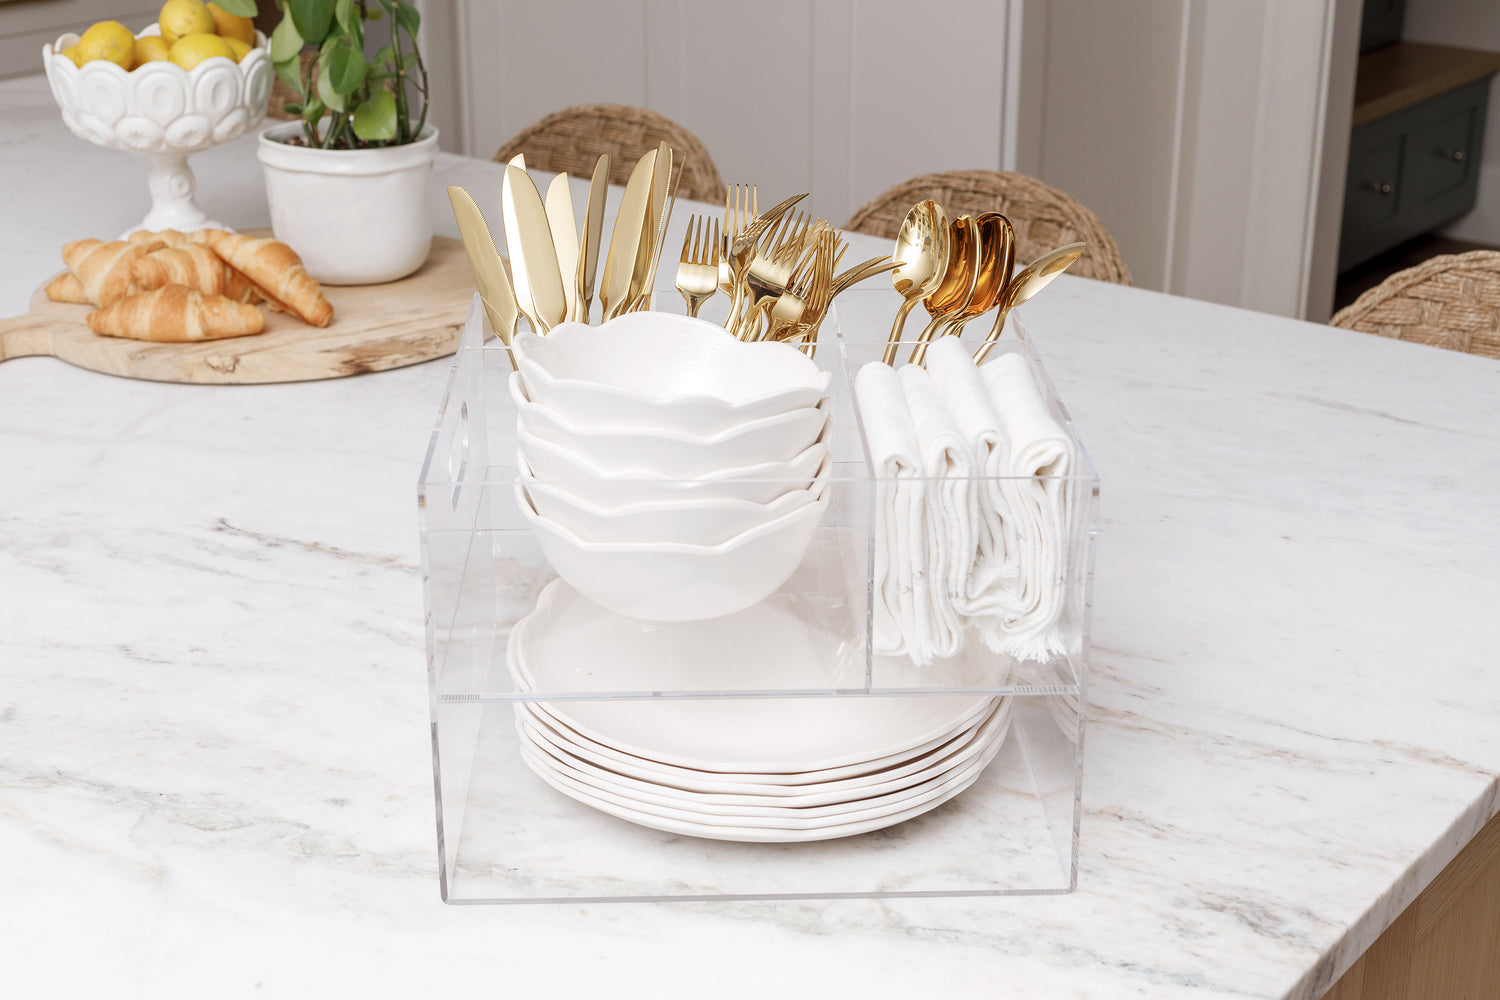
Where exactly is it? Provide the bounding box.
[1339,78,1489,273]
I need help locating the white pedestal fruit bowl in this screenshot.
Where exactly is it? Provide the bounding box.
[42,25,273,236]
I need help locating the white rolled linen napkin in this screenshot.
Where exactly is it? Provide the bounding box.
[854,361,928,660]
[895,363,973,663]
[923,336,1019,623]
[979,352,1077,661]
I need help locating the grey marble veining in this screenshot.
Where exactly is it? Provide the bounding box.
[3,72,1500,999]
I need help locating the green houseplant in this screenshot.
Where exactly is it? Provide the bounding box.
[257,0,439,283]
[269,0,429,148]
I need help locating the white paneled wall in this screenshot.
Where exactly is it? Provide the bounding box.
[1032,0,1351,318]
[438,0,1020,226]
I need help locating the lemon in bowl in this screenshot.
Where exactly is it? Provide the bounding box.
[133,34,171,66]
[207,3,256,45]
[77,20,135,69]
[159,0,215,45]
[169,32,234,70]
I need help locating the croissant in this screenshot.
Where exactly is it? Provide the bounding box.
[61,238,164,307]
[45,271,91,304]
[130,244,260,303]
[205,232,334,328]
[87,286,265,342]
[126,229,215,247]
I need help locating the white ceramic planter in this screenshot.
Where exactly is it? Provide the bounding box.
[258,122,438,285]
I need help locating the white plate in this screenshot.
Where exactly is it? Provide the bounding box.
[509,581,995,772]
[515,697,998,795]
[518,724,1007,843]
[517,698,1011,817]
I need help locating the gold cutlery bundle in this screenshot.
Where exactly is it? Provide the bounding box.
[884,200,1086,366]
[447,143,1086,367]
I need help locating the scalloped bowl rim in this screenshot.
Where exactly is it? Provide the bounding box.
[512,317,832,410]
[516,481,830,555]
[516,427,830,486]
[510,371,829,447]
[518,453,833,519]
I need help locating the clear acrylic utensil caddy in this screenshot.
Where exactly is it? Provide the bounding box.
[419,288,1099,903]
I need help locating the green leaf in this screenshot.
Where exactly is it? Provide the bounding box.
[213,0,258,16]
[315,48,344,111]
[272,55,303,95]
[351,89,397,141]
[288,0,334,47]
[370,43,394,69]
[281,101,302,115]
[365,4,383,19]
[327,38,366,94]
[269,9,304,63]
[401,51,418,70]
[334,0,355,33]
[392,0,419,37]
[300,96,323,124]
[373,0,395,15]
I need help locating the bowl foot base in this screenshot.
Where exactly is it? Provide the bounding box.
[122,152,235,238]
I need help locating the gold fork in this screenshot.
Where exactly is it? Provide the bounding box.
[675,215,720,318]
[737,212,825,339]
[722,190,808,335]
[771,230,837,352]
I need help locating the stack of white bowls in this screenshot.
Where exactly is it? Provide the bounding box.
[511,313,834,622]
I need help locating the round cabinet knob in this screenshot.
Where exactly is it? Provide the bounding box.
[1365,180,1394,195]
[1442,148,1467,162]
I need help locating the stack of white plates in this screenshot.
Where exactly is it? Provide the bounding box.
[509,580,1012,843]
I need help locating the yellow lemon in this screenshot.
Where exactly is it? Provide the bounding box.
[60,44,81,67]
[225,37,252,62]
[133,35,172,68]
[159,0,214,46]
[77,20,136,69]
[168,32,234,70]
[207,3,255,45]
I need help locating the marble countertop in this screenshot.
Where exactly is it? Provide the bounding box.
[4,73,1500,999]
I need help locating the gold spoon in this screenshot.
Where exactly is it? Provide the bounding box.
[882,200,949,365]
[972,241,1087,364]
[946,212,1012,339]
[909,214,981,366]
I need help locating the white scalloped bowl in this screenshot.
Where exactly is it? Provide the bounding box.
[512,313,832,433]
[516,481,830,622]
[43,25,272,155]
[516,429,830,508]
[511,372,829,478]
[519,453,832,546]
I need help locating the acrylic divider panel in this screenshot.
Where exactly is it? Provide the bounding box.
[420,293,1096,902]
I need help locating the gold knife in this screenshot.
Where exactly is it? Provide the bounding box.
[545,173,580,324]
[600,149,656,322]
[446,185,520,350]
[632,142,680,312]
[576,153,610,322]
[502,164,568,333]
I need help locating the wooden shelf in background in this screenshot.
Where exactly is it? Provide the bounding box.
[1353,42,1500,127]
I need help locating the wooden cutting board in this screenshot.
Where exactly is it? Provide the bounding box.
[0,233,474,384]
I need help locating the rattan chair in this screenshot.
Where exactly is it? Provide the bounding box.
[845,170,1132,285]
[493,104,725,204]
[1330,250,1500,360]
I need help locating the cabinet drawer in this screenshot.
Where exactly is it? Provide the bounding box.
[1409,96,1480,203]
[1344,133,1405,232]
